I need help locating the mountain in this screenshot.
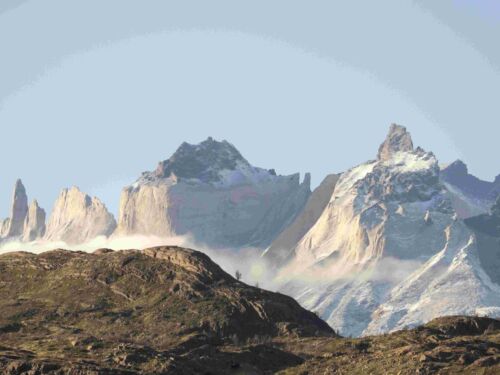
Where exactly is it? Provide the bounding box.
[441,159,500,218]
[116,137,311,248]
[263,173,341,268]
[22,200,46,242]
[0,246,333,374]
[271,124,500,337]
[44,187,117,244]
[0,180,46,243]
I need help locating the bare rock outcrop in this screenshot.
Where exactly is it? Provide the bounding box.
[4,179,28,237]
[1,179,47,242]
[22,200,46,242]
[44,187,116,244]
[377,123,414,161]
[264,173,341,267]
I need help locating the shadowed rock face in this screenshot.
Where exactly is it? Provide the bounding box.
[155,137,248,182]
[442,160,500,202]
[377,123,414,161]
[464,199,500,285]
[5,179,28,238]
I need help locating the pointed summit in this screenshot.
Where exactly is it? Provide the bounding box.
[377,124,414,161]
[22,199,46,241]
[6,179,29,237]
[154,137,250,181]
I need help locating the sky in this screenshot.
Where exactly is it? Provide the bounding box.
[0,0,499,218]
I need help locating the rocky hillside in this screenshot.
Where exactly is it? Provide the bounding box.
[1,251,500,375]
[0,246,333,374]
[116,137,311,248]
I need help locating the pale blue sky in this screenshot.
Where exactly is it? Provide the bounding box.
[0,0,499,217]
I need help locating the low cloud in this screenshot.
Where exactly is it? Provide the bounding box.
[0,235,278,290]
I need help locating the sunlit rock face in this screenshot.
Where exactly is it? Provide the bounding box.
[275,124,500,337]
[0,180,46,243]
[44,187,116,245]
[116,137,311,249]
[264,173,341,268]
[22,200,46,242]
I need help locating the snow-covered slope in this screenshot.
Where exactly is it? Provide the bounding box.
[116,137,311,249]
[274,124,500,337]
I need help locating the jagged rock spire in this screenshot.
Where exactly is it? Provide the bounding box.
[44,187,117,245]
[377,124,414,161]
[6,179,29,237]
[154,137,249,180]
[22,200,46,242]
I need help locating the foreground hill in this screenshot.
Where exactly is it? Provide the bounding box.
[1,247,500,373]
[0,246,332,374]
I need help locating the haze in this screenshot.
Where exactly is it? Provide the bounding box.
[1,0,499,216]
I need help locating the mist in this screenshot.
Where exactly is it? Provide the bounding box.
[0,235,278,291]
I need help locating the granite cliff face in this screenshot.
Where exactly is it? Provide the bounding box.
[116,137,311,248]
[22,200,46,242]
[264,173,341,268]
[44,187,116,245]
[0,180,46,243]
[3,179,28,238]
[271,124,500,337]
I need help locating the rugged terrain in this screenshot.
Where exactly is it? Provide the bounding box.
[266,124,500,337]
[0,246,332,374]
[1,247,500,374]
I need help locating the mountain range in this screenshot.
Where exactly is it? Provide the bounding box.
[1,124,499,339]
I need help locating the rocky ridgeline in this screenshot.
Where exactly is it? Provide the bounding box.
[0,182,116,245]
[0,180,46,242]
[265,124,500,337]
[1,138,311,249]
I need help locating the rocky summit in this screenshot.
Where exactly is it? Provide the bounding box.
[43,187,117,245]
[0,180,46,243]
[266,124,500,337]
[2,246,500,374]
[116,137,311,248]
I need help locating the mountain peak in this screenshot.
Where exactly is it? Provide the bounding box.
[6,179,28,237]
[443,160,469,176]
[377,123,414,161]
[154,138,250,181]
